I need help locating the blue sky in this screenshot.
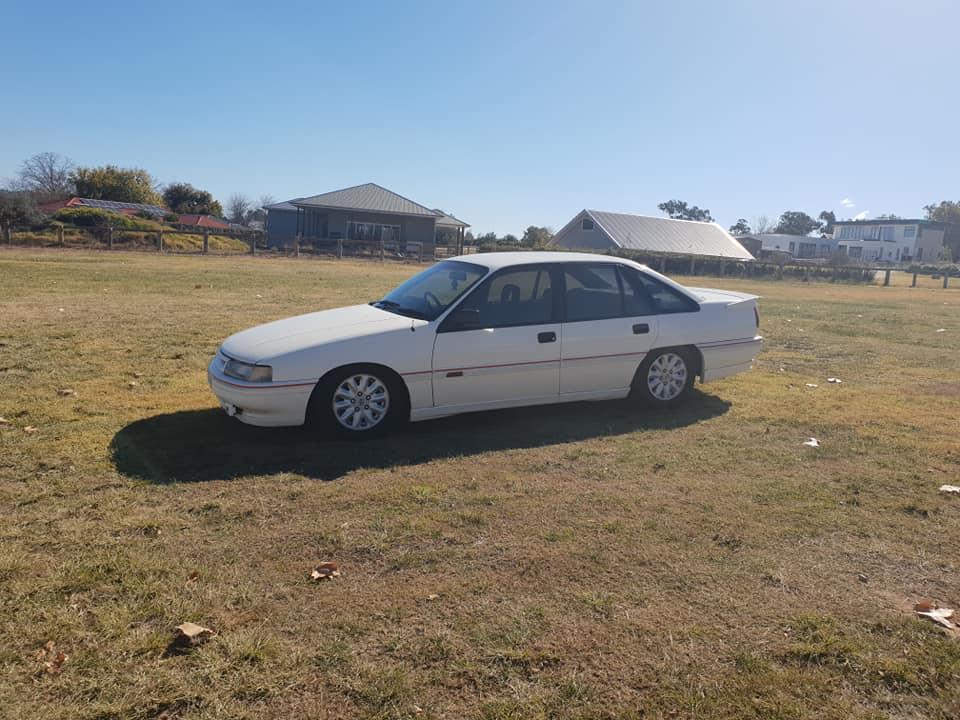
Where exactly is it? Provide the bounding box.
[2,0,956,235]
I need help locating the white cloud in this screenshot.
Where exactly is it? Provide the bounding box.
[841,198,855,208]
[853,210,869,221]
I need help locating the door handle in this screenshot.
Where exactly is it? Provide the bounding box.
[632,323,650,335]
[537,331,557,343]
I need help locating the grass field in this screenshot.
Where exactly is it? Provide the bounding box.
[2,248,959,720]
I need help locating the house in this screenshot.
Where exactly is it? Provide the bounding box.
[175,214,232,230]
[833,219,948,263]
[40,197,168,218]
[741,233,839,259]
[551,210,754,260]
[263,183,470,250]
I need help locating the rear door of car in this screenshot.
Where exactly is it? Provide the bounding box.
[559,263,660,395]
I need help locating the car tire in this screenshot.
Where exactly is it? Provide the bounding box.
[632,348,695,406]
[309,365,407,439]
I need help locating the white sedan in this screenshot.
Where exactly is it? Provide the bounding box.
[208,252,762,438]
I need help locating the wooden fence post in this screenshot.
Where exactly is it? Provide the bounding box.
[659,257,666,272]
[202,229,209,254]
[418,243,423,263]
[249,234,256,255]
[107,227,114,250]
[157,230,164,252]
[57,225,64,246]
[719,260,726,276]
[337,238,343,259]
[2,224,10,244]
[294,234,301,257]
[379,239,385,262]
[883,269,891,286]
[945,273,950,289]
[689,257,696,275]
[911,272,918,287]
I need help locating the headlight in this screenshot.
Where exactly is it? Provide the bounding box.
[223,358,273,383]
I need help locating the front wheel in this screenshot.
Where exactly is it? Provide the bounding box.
[632,348,695,406]
[309,365,406,439]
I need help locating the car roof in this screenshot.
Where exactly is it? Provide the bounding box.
[446,251,633,271]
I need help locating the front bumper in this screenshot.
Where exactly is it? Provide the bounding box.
[207,354,315,427]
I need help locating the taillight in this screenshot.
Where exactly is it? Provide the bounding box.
[754,306,760,328]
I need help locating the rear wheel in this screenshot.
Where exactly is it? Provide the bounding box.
[632,348,694,406]
[310,365,406,439]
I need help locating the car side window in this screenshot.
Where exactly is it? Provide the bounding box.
[620,267,698,314]
[563,264,624,322]
[455,266,555,328]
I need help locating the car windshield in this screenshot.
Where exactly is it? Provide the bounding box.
[373,260,487,321]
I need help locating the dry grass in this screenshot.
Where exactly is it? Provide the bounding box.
[2,247,959,720]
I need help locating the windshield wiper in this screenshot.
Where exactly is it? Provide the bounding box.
[373,299,429,320]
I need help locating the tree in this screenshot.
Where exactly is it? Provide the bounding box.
[15,152,74,199]
[227,193,253,225]
[521,225,553,247]
[0,191,41,233]
[773,211,820,236]
[502,233,519,244]
[924,201,960,260]
[657,199,713,222]
[818,210,837,235]
[753,214,773,234]
[162,182,223,216]
[875,213,902,220]
[247,194,276,224]
[728,218,751,235]
[70,165,162,205]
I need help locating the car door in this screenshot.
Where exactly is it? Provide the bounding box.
[432,264,561,408]
[559,263,660,395]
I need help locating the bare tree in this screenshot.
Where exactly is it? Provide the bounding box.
[752,214,773,234]
[16,152,74,198]
[258,194,276,210]
[227,193,253,225]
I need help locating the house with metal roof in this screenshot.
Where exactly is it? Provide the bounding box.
[551,210,755,261]
[40,196,168,218]
[263,183,469,250]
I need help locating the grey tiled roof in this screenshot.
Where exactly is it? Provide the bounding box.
[263,199,301,211]
[585,210,754,260]
[291,183,440,217]
[433,209,470,228]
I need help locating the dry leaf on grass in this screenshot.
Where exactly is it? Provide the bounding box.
[311,561,341,581]
[23,426,38,434]
[57,388,76,397]
[913,601,956,630]
[127,381,139,388]
[34,641,68,676]
[936,328,946,333]
[187,571,200,583]
[803,438,820,448]
[171,622,216,647]
[827,377,842,384]
[0,417,9,425]
[805,383,818,388]
[426,594,440,601]
[940,485,960,495]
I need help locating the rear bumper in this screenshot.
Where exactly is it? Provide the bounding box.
[698,336,763,382]
[207,356,314,427]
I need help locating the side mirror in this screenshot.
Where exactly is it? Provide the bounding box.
[446,308,481,331]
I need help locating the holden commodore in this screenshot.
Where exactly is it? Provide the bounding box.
[208,252,762,438]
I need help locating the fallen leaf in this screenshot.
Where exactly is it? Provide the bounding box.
[127,381,139,388]
[311,561,341,581]
[914,603,956,630]
[187,571,200,582]
[940,485,960,495]
[803,438,820,448]
[0,417,9,425]
[256,294,263,299]
[936,328,946,333]
[34,641,68,676]
[426,594,440,601]
[827,377,842,384]
[23,426,38,434]
[805,383,818,388]
[57,388,76,397]
[172,622,216,647]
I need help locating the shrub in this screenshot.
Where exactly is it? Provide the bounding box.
[53,207,159,231]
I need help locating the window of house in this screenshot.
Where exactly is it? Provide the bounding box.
[455,266,555,328]
[904,225,916,238]
[849,246,863,258]
[820,244,831,256]
[347,221,401,244]
[581,217,595,231]
[880,226,895,241]
[789,241,796,252]
[798,242,816,257]
[620,267,698,314]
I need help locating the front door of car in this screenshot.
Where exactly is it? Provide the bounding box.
[559,263,660,395]
[432,264,561,408]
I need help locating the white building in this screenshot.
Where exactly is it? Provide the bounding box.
[834,219,947,263]
[744,233,839,259]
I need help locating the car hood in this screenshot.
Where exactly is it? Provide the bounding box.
[221,304,420,363]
